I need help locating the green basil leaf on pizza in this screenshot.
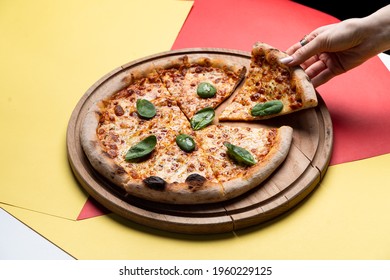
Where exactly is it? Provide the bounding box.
[190,107,215,130]
[176,134,196,152]
[251,100,283,117]
[223,142,257,166]
[125,135,157,161]
[197,82,217,98]
[136,99,156,119]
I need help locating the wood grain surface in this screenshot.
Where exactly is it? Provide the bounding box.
[66,48,333,234]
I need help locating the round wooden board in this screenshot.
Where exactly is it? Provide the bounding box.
[67,48,333,235]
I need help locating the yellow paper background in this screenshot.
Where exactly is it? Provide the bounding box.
[2,153,390,259]
[0,0,193,219]
[2,0,390,260]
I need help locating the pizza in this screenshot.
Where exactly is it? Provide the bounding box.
[219,42,317,121]
[79,43,314,204]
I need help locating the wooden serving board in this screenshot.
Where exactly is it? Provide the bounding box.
[66,48,333,234]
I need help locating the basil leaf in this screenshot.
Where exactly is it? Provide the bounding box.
[197,82,217,98]
[190,107,215,130]
[176,134,196,152]
[223,142,256,166]
[136,99,156,119]
[125,135,157,161]
[251,100,283,117]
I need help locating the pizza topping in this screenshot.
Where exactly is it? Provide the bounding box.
[185,173,206,188]
[114,104,125,116]
[125,135,157,161]
[223,142,257,166]
[136,99,156,119]
[197,82,217,98]
[250,91,262,101]
[106,150,118,158]
[176,133,196,152]
[190,107,215,130]
[251,100,283,117]
[143,176,166,191]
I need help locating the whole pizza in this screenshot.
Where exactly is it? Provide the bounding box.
[80,42,317,204]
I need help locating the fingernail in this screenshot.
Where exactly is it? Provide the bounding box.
[279,56,293,64]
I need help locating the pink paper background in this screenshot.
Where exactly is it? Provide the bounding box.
[78,0,390,219]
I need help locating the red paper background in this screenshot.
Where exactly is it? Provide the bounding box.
[78,0,390,219]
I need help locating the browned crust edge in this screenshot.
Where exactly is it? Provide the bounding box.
[80,102,129,189]
[123,180,225,204]
[154,54,247,78]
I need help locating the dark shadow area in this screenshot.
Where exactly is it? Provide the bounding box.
[293,0,387,19]
[293,0,390,54]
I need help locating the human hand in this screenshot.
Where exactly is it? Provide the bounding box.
[281,18,375,87]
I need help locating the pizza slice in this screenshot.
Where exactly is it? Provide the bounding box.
[219,42,317,121]
[195,124,293,200]
[156,55,246,119]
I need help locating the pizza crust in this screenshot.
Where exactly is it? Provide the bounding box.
[80,102,129,189]
[123,180,225,204]
[186,54,247,75]
[291,67,318,108]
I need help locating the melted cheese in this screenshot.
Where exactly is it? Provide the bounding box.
[178,66,240,118]
[150,145,218,184]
